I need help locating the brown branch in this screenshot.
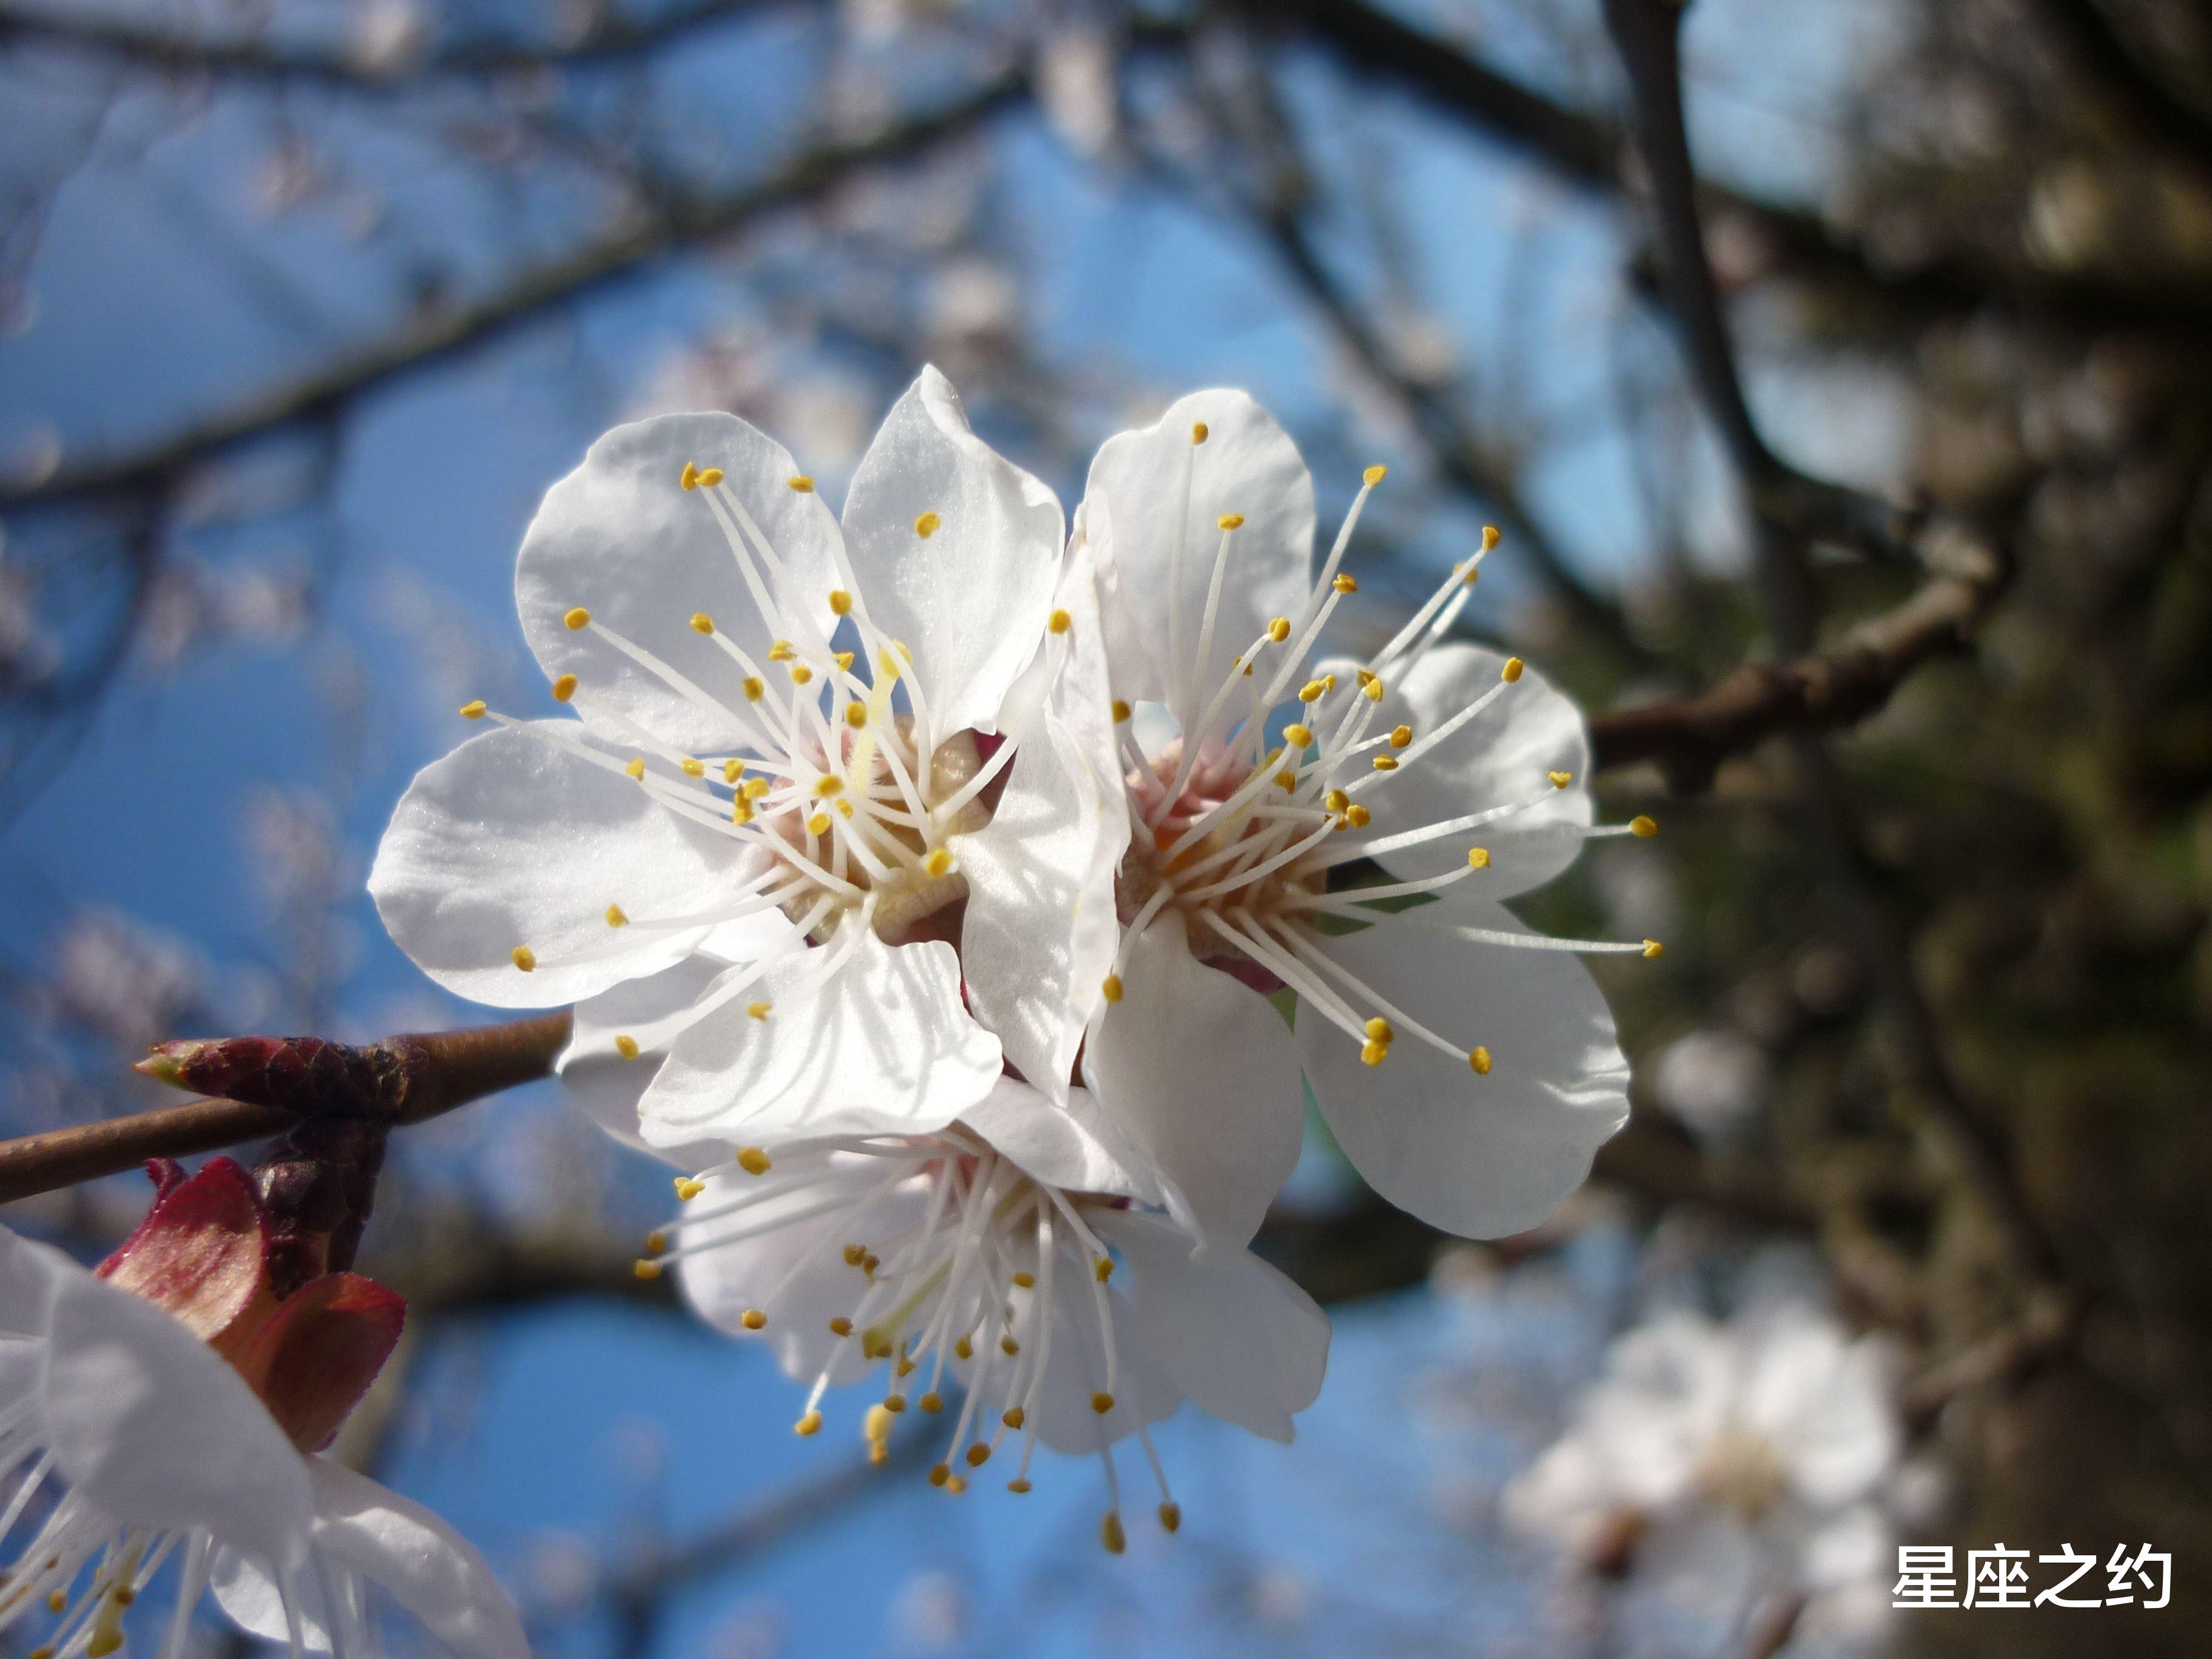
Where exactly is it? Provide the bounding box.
[0,1012,571,1203]
[1589,530,2008,789]
[0,71,1028,508]
[0,0,786,88]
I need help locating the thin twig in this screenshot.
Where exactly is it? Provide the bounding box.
[0,1011,572,1203]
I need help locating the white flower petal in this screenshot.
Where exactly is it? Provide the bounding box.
[515,411,841,753]
[0,1224,61,1333]
[39,1258,314,1568]
[1296,896,1628,1238]
[958,1078,1164,1205]
[301,1458,529,1659]
[1022,1271,1182,1456]
[1079,910,1304,1255]
[840,366,1064,741]
[369,722,752,1007]
[1082,390,1315,726]
[560,956,744,1169]
[959,546,1130,1103]
[638,931,1002,1146]
[1323,642,1592,897]
[1093,1209,1329,1443]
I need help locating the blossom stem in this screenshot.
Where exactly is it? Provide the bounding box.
[0,1011,573,1205]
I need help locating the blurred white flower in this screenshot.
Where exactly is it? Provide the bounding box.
[891,1569,965,1652]
[47,911,207,1051]
[347,0,430,76]
[0,1164,525,1659]
[1039,27,1119,157]
[1505,1304,1899,1609]
[1652,1028,1769,1141]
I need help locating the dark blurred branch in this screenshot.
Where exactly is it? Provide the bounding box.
[0,0,786,87]
[2025,0,2212,182]
[0,72,1027,507]
[1899,1298,2080,1428]
[0,1012,571,1202]
[1589,529,2008,788]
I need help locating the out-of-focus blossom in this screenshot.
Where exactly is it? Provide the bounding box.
[1651,1029,1769,1141]
[45,911,207,1053]
[1017,389,1640,1251]
[1505,1304,1899,1619]
[0,1161,525,1659]
[346,0,430,76]
[1039,27,1120,157]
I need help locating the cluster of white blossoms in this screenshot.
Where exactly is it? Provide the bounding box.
[370,367,1652,1550]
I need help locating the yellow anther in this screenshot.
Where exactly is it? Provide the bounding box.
[954,1335,973,1360]
[675,1177,705,1201]
[805,812,831,836]
[829,589,853,615]
[1469,1045,1493,1075]
[814,774,845,797]
[742,777,771,800]
[1468,847,1490,869]
[1048,608,1073,634]
[795,1411,823,1437]
[1217,513,1245,531]
[690,612,714,635]
[789,663,814,685]
[697,468,723,486]
[829,1316,853,1337]
[552,673,577,702]
[747,1000,772,1021]
[1275,770,1298,792]
[928,1463,950,1487]
[865,1404,894,1443]
[1346,804,1372,828]
[742,1309,766,1330]
[1360,1039,1390,1066]
[843,1243,866,1267]
[731,801,753,825]
[1390,724,1413,748]
[511,946,537,973]
[1101,973,1124,1004]
[1502,657,1524,682]
[1101,1510,1127,1554]
[1002,1406,1025,1429]
[605,903,629,928]
[1364,1016,1394,1042]
[768,640,794,662]
[1299,679,1327,703]
[1094,1255,1114,1282]
[914,511,941,538]
[833,650,854,670]
[788,474,814,493]
[1630,815,1659,838]
[680,463,699,490]
[1012,1270,1036,1289]
[966,1444,991,1467]
[1000,1336,1019,1356]
[1323,672,1338,690]
[1278,725,1313,754]
[742,674,765,701]
[1111,699,1131,723]
[722,759,743,784]
[625,756,645,780]
[836,799,854,819]
[738,1147,771,1175]
[1364,677,1386,702]
[945,1475,968,1495]
[459,700,487,720]
[1268,616,1292,642]
[883,1394,907,1413]
[1333,574,1358,594]
[564,606,591,630]
[89,1638,121,1659]
[1643,939,1664,959]
[632,1259,662,1281]
[1460,561,1480,587]
[920,1391,943,1413]
[1008,1478,1033,1494]
[1091,1390,1115,1415]
[1191,421,1208,443]
[614,1034,640,1060]
[1548,771,1573,789]
[48,1593,68,1614]
[1362,464,1387,486]
[1324,789,1349,813]
[644,1230,668,1256]
[1372,756,1399,773]
[924,846,955,878]
[680,757,705,777]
